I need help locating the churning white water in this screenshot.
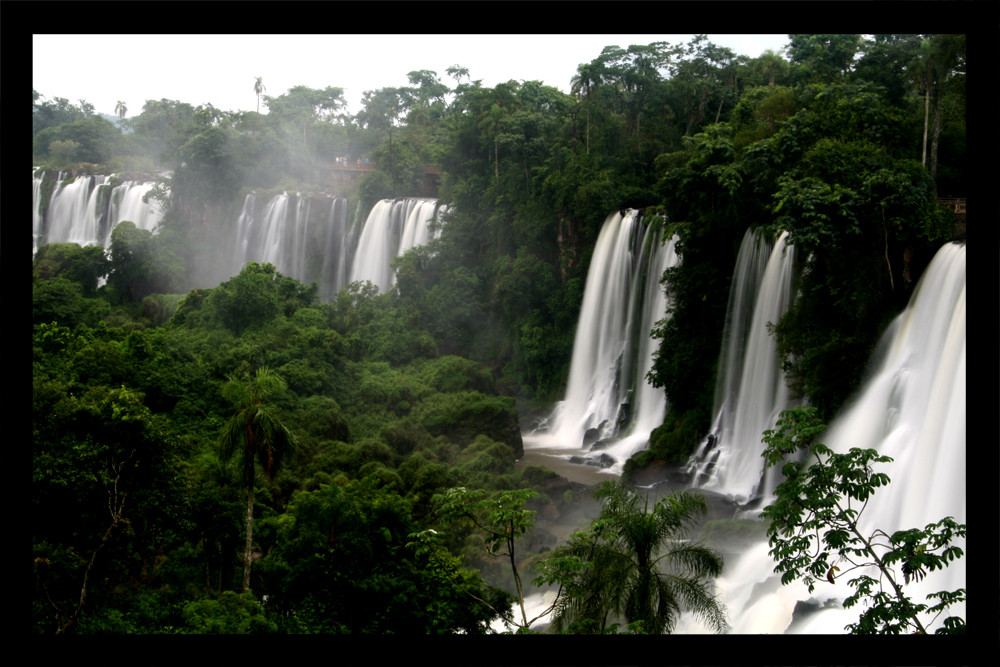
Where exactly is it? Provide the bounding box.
[526,209,679,474]
[687,228,798,504]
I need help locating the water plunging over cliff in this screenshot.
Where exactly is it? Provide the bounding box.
[33,170,167,253]
[349,198,446,293]
[679,240,966,634]
[526,209,679,474]
[231,194,445,300]
[686,228,798,504]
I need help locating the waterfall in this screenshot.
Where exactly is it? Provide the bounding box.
[234,191,258,265]
[349,198,445,293]
[235,191,336,292]
[680,241,966,634]
[110,181,166,234]
[44,175,111,249]
[527,209,679,473]
[319,196,352,302]
[233,193,440,301]
[686,228,798,504]
[33,169,46,255]
[788,240,966,632]
[34,170,167,252]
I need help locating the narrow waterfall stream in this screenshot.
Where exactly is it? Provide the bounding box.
[687,228,798,504]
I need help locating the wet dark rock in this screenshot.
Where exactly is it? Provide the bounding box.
[582,420,608,447]
[568,453,616,468]
[588,438,615,452]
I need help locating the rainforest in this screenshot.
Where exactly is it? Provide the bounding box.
[32,34,966,640]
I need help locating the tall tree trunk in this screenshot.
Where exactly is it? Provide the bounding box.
[51,492,128,634]
[921,84,930,167]
[929,85,944,178]
[242,486,254,592]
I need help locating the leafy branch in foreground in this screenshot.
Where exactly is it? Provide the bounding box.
[436,487,551,632]
[760,406,965,634]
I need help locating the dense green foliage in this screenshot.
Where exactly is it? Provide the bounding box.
[761,406,966,634]
[33,260,541,634]
[33,33,967,634]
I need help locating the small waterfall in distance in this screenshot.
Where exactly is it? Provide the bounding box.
[232,194,445,301]
[526,209,679,475]
[677,240,966,634]
[33,168,52,254]
[233,191,358,300]
[43,174,111,249]
[686,227,798,505]
[35,175,445,305]
[33,169,167,253]
[349,197,447,293]
[235,192,312,284]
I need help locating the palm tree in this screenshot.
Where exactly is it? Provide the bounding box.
[114,100,127,122]
[752,49,789,88]
[545,481,729,634]
[218,367,295,592]
[253,76,265,139]
[571,62,602,154]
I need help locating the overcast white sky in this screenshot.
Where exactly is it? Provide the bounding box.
[33,34,791,118]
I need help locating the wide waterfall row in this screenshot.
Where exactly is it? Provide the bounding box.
[33,169,167,255]
[33,171,447,304]
[679,240,966,634]
[529,209,679,473]
[686,227,798,504]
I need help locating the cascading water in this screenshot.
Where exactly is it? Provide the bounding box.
[686,228,798,504]
[232,193,442,301]
[233,191,357,298]
[33,169,48,254]
[43,174,112,249]
[242,192,309,282]
[318,196,352,302]
[349,198,446,293]
[34,170,167,253]
[785,239,967,633]
[110,181,166,234]
[680,240,966,634]
[526,209,679,474]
